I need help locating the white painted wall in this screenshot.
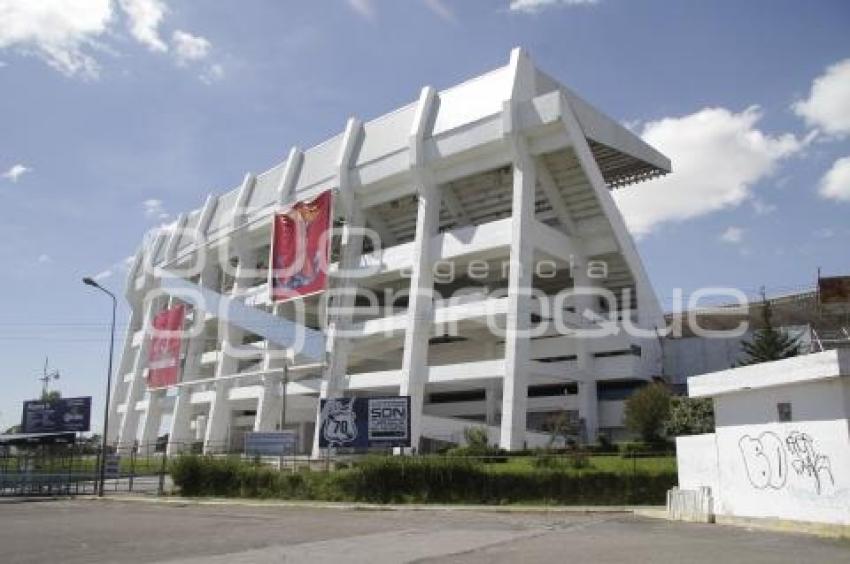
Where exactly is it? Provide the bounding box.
[676,434,720,510]
[678,351,850,526]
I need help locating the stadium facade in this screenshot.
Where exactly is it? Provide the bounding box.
[107,48,672,455]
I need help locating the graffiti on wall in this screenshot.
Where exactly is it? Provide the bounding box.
[738,430,834,495]
[785,431,835,495]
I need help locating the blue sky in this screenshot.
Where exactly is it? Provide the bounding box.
[0,0,848,432]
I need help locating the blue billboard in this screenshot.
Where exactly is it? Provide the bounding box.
[244,431,297,456]
[21,396,92,434]
[318,396,411,449]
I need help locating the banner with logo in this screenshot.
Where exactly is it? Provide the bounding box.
[147,304,186,388]
[318,396,411,449]
[270,190,333,302]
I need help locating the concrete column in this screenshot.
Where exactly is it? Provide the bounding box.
[573,266,599,444]
[254,375,283,431]
[499,128,536,451]
[166,260,215,454]
[138,389,165,450]
[108,301,142,444]
[577,379,599,443]
[166,388,193,455]
[203,380,231,453]
[398,178,441,452]
[311,208,365,457]
[311,117,365,459]
[116,297,160,448]
[203,245,255,453]
[485,382,500,427]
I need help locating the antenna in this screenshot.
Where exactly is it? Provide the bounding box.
[38,356,60,399]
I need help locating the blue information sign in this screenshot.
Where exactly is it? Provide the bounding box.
[244,431,297,456]
[21,396,92,433]
[318,396,411,449]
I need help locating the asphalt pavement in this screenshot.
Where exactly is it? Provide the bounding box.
[0,499,847,563]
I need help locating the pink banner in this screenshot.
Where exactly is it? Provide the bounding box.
[147,304,185,388]
[270,190,333,302]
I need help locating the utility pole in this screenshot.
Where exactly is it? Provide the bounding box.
[279,359,289,431]
[38,357,60,399]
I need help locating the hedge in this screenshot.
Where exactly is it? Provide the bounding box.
[170,455,675,505]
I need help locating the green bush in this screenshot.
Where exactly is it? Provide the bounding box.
[624,382,671,443]
[531,451,589,470]
[170,454,675,505]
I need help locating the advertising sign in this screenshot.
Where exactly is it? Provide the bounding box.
[318,396,411,449]
[21,396,92,434]
[244,431,297,456]
[270,190,333,302]
[147,304,186,388]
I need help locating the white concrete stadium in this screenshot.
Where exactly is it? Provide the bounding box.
[107,48,672,456]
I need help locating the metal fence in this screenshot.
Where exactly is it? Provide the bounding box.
[0,443,172,497]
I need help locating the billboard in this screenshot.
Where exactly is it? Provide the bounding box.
[21,396,91,434]
[318,396,411,449]
[244,431,297,456]
[147,304,186,388]
[270,190,333,302]
[819,276,850,305]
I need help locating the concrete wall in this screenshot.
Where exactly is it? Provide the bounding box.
[678,377,850,526]
[676,434,720,508]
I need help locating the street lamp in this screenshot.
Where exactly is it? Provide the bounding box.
[83,276,116,497]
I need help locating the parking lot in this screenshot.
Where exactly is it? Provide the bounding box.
[0,499,847,563]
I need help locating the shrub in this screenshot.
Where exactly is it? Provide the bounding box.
[624,383,671,444]
[170,454,676,505]
[664,396,714,436]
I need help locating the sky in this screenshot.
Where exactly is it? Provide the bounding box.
[0,0,848,433]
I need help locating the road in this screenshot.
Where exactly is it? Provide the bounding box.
[0,500,847,563]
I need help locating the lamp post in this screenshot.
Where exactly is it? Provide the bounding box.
[82,277,116,497]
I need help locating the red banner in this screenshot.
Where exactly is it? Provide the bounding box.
[147,304,185,388]
[270,190,333,302]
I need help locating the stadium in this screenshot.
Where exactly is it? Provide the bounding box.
[107,48,675,456]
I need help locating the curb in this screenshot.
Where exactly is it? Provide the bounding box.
[82,495,659,514]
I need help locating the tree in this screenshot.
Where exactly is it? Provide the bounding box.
[624,382,671,444]
[739,289,799,365]
[41,389,61,403]
[664,396,714,436]
[3,425,21,435]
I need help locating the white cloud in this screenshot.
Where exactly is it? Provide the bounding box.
[118,0,167,52]
[0,0,113,77]
[346,0,376,20]
[424,0,456,22]
[37,253,52,264]
[93,255,135,282]
[510,0,599,13]
[199,62,224,84]
[818,156,850,202]
[793,59,850,139]
[613,106,803,237]
[93,269,113,281]
[1,163,31,182]
[172,30,210,65]
[143,198,169,220]
[719,226,744,244]
[814,227,835,240]
[751,197,776,216]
